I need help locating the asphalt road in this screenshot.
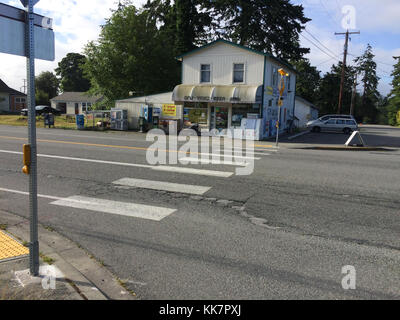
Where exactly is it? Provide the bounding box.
[0,124,399,299]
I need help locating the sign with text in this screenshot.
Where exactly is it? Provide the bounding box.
[162,104,177,117]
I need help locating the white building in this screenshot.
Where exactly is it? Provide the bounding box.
[116,39,298,140]
[294,96,319,128]
[50,92,103,115]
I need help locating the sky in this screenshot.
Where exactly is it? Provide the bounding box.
[0,0,399,97]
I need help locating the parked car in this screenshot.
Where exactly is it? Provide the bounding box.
[20,105,61,116]
[306,118,358,134]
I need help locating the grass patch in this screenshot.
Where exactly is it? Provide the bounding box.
[44,225,55,232]
[39,252,55,265]
[0,224,7,231]
[0,115,108,130]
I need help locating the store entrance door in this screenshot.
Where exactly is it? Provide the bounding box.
[210,106,228,131]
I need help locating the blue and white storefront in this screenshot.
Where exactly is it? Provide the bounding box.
[172,39,297,141]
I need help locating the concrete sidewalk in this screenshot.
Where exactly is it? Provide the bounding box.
[0,210,136,300]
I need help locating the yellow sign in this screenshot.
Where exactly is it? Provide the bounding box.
[162,104,177,117]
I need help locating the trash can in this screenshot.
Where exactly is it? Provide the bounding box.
[76,114,85,130]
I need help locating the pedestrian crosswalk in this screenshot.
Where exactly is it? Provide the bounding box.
[0,143,276,222]
[113,178,211,195]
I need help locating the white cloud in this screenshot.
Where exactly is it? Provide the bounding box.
[0,0,146,92]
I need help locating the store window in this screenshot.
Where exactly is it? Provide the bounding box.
[183,103,208,130]
[231,105,256,127]
[233,63,245,83]
[200,64,211,83]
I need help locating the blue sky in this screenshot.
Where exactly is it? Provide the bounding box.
[0,0,398,96]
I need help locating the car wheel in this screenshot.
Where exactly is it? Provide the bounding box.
[313,126,321,133]
[343,128,351,134]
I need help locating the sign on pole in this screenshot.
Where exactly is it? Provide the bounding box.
[0,2,54,61]
[0,0,54,277]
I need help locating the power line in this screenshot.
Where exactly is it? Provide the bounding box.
[300,33,340,61]
[304,28,340,58]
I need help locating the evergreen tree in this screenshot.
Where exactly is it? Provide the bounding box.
[290,58,320,103]
[55,53,91,92]
[199,0,311,60]
[354,44,380,123]
[316,63,355,116]
[387,56,400,126]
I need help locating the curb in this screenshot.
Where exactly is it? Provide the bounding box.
[0,210,136,300]
[296,146,395,151]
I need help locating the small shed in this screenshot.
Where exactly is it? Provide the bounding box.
[115,92,181,130]
[295,96,319,128]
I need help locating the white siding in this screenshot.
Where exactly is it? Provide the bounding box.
[295,99,314,128]
[182,42,265,86]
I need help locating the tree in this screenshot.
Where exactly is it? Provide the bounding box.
[387,56,400,126]
[35,71,59,105]
[55,53,91,92]
[199,0,311,60]
[316,63,356,116]
[84,4,180,105]
[354,44,380,123]
[144,0,211,56]
[290,58,320,103]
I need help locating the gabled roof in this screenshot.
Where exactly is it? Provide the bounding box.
[295,96,319,110]
[50,92,103,103]
[175,39,298,75]
[0,79,26,96]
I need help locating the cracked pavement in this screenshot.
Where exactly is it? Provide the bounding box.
[0,124,400,299]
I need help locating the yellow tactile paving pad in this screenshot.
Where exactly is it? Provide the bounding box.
[0,230,29,261]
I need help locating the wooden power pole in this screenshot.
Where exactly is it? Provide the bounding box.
[335,30,360,114]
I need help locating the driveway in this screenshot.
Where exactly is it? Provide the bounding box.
[282,125,400,148]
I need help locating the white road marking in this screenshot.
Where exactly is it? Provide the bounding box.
[113,178,211,195]
[0,187,62,200]
[50,196,176,221]
[0,149,233,177]
[178,157,248,166]
[0,188,176,221]
[151,166,232,177]
[185,152,260,160]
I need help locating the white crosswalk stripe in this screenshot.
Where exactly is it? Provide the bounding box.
[113,178,211,195]
[50,196,176,221]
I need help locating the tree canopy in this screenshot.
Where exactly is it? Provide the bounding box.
[84,4,181,105]
[199,0,311,61]
[354,44,380,123]
[35,71,59,106]
[55,53,91,92]
[387,56,400,126]
[290,58,320,103]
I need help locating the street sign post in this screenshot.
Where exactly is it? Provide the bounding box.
[276,69,289,147]
[0,0,54,276]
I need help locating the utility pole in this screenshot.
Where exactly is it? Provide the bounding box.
[335,30,360,114]
[350,74,357,116]
[20,79,27,94]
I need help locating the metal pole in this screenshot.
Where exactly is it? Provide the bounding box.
[275,105,281,147]
[25,0,39,276]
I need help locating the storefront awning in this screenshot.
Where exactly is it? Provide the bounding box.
[172,84,263,104]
